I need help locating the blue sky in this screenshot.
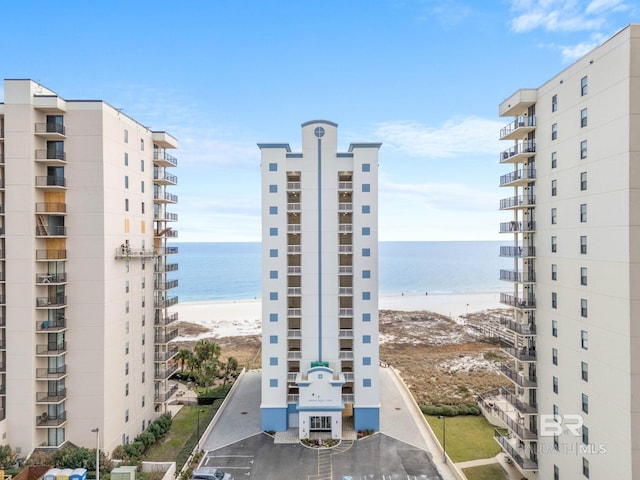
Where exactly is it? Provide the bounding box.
[1,0,636,241]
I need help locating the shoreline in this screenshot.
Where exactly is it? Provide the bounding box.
[173,291,507,339]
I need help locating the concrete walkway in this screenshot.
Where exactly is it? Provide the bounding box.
[454,453,526,480]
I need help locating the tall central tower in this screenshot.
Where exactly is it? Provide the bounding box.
[259,120,381,439]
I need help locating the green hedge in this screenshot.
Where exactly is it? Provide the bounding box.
[419,402,481,417]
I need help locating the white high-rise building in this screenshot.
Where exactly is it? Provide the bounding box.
[0,79,179,456]
[496,24,640,480]
[259,120,381,439]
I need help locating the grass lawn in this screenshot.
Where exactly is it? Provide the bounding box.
[463,463,509,480]
[425,415,501,463]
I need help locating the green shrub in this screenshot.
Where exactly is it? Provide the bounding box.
[419,402,481,417]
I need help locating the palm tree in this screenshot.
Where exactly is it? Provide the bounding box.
[222,357,239,387]
[175,348,194,373]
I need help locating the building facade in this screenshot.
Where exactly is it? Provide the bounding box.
[496,25,640,480]
[0,79,179,457]
[259,121,381,439]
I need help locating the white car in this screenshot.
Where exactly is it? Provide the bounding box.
[189,467,233,480]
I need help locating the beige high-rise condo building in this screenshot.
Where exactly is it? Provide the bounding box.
[494,25,640,480]
[0,80,179,457]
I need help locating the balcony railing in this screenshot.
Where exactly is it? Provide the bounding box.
[499,270,536,283]
[499,246,535,258]
[36,343,67,355]
[37,318,67,332]
[499,221,536,233]
[494,429,538,471]
[338,287,353,295]
[338,329,354,338]
[36,411,67,427]
[499,195,536,209]
[154,191,178,203]
[36,296,67,308]
[155,263,178,273]
[479,394,537,440]
[500,387,537,413]
[36,202,67,214]
[287,394,300,403]
[36,249,67,260]
[288,287,302,295]
[287,329,302,338]
[155,212,179,222]
[499,116,536,139]
[499,168,536,186]
[153,150,178,167]
[342,394,355,403]
[338,266,353,274]
[500,292,536,309]
[157,246,178,255]
[288,308,302,317]
[154,328,178,344]
[35,366,67,378]
[339,308,353,317]
[288,224,301,233]
[35,176,66,188]
[154,346,179,362]
[287,182,301,190]
[154,383,179,403]
[155,279,179,290]
[35,149,66,161]
[339,351,354,360]
[155,311,179,326]
[338,182,353,190]
[338,203,353,212]
[287,203,301,212]
[153,172,178,184]
[36,389,67,403]
[499,140,536,163]
[288,266,301,274]
[36,226,66,237]
[338,245,353,254]
[339,224,353,233]
[288,245,301,254]
[500,317,536,335]
[500,364,536,388]
[503,346,537,362]
[287,350,302,360]
[155,364,179,380]
[155,296,178,308]
[35,123,66,136]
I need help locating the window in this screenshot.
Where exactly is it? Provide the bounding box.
[363,357,372,365]
[124,130,129,143]
[552,292,557,309]
[362,163,371,172]
[362,292,371,300]
[141,181,144,193]
[125,301,130,314]
[141,160,145,172]
[362,205,371,214]
[552,151,557,168]
[362,270,371,279]
[125,176,129,189]
[363,335,371,344]
[125,362,129,375]
[581,267,588,286]
[553,404,559,417]
[269,313,278,322]
[125,199,129,211]
[552,348,558,365]
[552,320,558,337]
[581,140,588,159]
[553,376,558,394]
[581,299,588,318]
[269,357,278,366]
[580,204,587,222]
[581,108,588,127]
[581,330,588,349]
[582,393,589,414]
[552,123,558,140]
[269,227,278,236]
[581,76,588,96]
[125,383,129,396]
[269,335,278,344]
[551,179,557,196]
[269,184,277,193]
[362,313,371,322]
[362,248,371,257]
[554,465,560,480]
[553,434,559,451]
[551,208,557,224]
[125,409,129,423]
[552,236,557,253]
[582,361,589,381]
[269,379,278,388]
[552,264,557,280]
[362,227,370,236]
[552,94,558,112]
[269,292,278,301]
[124,152,129,165]
[269,249,278,258]
[140,139,144,151]
[269,206,278,214]
[580,235,587,254]
[125,341,129,354]
[363,378,372,387]
[583,457,590,478]
[268,163,277,172]
[269,270,278,279]
[142,396,145,407]
[362,183,371,192]
[581,172,587,190]
[141,202,145,214]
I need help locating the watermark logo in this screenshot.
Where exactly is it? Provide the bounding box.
[539,414,583,437]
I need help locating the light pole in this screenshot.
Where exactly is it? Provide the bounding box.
[438,415,447,463]
[196,409,205,450]
[91,427,99,480]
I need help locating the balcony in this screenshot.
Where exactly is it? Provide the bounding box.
[499,195,535,210]
[35,150,66,165]
[500,317,536,336]
[338,329,354,338]
[339,351,354,360]
[499,140,536,164]
[499,270,535,283]
[36,249,67,260]
[35,123,66,137]
[500,292,536,309]
[343,372,355,382]
[287,202,301,212]
[115,246,156,259]
[287,224,301,233]
[36,389,67,403]
[155,296,178,308]
[35,366,67,379]
[342,394,355,403]
[503,346,537,362]
[287,372,299,382]
[36,202,67,214]
[155,279,179,290]
[499,116,536,141]
[154,327,179,344]
[494,430,538,471]
[500,364,536,388]
[499,221,536,233]
[287,245,301,254]
[288,308,302,317]
[155,262,178,273]
[499,387,537,414]
[35,225,66,237]
[499,89,537,117]
[288,287,301,296]
[499,168,536,187]
[499,246,535,258]
[36,296,67,308]
[287,182,301,191]
[287,350,302,360]
[288,266,301,275]
[153,171,178,185]
[287,329,302,338]
[154,346,178,362]
[36,343,67,356]
[338,287,353,296]
[338,266,353,275]
[479,394,537,440]
[339,224,353,233]
[153,150,178,167]
[338,182,353,191]
[339,308,353,317]
[154,383,179,403]
[155,212,178,222]
[157,246,178,255]
[35,176,66,189]
[155,364,179,380]
[154,191,178,203]
[338,245,353,254]
[155,311,179,327]
[338,203,353,212]
[287,394,300,403]
[36,318,67,332]
[36,412,67,427]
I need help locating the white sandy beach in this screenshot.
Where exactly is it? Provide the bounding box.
[174,292,505,339]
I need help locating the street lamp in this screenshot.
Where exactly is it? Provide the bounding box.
[91,427,99,480]
[438,415,447,463]
[196,409,205,450]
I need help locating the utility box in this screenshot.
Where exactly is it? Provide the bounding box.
[110,466,137,480]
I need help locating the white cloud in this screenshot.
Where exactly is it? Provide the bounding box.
[555,32,608,61]
[371,117,503,159]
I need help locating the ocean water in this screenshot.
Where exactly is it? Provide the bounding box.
[173,241,510,303]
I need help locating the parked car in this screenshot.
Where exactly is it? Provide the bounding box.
[189,467,233,480]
